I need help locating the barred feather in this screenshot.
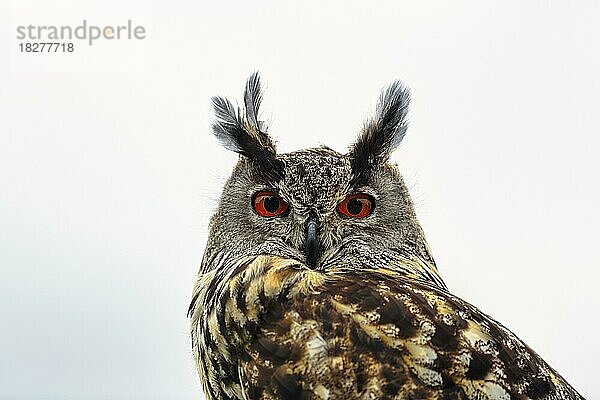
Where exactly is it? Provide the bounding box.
[190,255,584,400]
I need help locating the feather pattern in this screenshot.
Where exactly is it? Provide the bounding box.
[190,255,584,400]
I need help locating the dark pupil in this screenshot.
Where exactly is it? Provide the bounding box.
[263,196,280,213]
[347,198,363,215]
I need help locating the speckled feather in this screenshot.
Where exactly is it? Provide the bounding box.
[189,74,584,400]
[190,256,582,400]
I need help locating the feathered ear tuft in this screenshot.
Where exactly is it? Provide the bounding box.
[349,81,410,185]
[211,72,284,181]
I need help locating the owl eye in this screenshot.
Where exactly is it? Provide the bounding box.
[337,194,374,218]
[252,191,289,217]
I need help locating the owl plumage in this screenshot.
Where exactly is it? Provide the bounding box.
[189,73,584,400]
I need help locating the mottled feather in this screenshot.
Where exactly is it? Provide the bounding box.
[190,256,583,400]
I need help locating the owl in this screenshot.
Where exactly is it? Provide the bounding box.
[189,73,584,400]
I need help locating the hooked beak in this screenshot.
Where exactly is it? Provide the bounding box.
[304,210,320,268]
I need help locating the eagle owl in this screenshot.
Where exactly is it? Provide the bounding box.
[189,73,584,400]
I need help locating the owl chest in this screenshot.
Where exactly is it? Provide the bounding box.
[198,266,418,399]
[193,260,318,398]
[198,282,324,399]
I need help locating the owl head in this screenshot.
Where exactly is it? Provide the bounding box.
[202,73,441,285]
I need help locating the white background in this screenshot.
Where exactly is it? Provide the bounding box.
[1,1,599,399]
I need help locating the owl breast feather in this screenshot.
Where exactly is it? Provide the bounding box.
[190,255,583,400]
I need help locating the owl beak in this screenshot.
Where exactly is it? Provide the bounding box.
[305,211,320,268]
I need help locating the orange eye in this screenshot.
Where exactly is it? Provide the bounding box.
[252,191,289,217]
[337,194,374,218]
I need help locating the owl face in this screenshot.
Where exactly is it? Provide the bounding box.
[202,73,435,276]
[213,147,420,271]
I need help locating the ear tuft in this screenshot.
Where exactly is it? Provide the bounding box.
[349,81,410,185]
[211,72,283,180]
